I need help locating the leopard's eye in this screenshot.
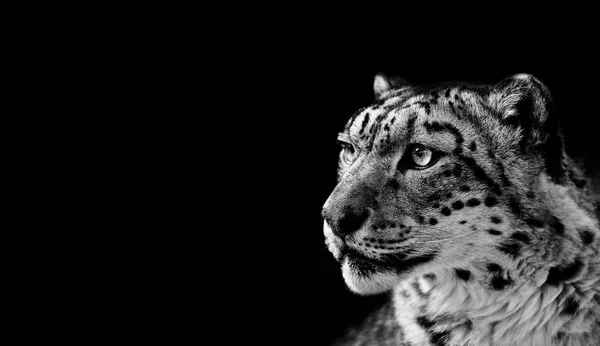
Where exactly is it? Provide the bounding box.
[341,144,358,165]
[412,145,432,166]
[410,144,438,169]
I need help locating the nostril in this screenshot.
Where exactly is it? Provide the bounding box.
[337,207,370,236]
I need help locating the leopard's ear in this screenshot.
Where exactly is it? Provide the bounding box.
[491,73,566,183]
[373,73,409,100]
[491,74,554,134]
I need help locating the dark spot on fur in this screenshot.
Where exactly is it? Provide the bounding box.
[526,191,535,199]
[491,273,513,290]
[358,113,370,134]
[526,218,544,228]
[490,216,502,224]
[459,220,467,224]
[446,192,453,198]
[487,229,502,235]
[497,162,512,187]
[466,198,480,207]
[433,203,440,208]
[448,100,455,111]
[469,142,476,151]
[427,193,441,202]
[452,201,464,210]
[463,319,473,331]
[498,241,521,258]
[459,185,470,192]
[445,89,451,98]
[416,316,435,329]
[546,259,583,286]
[429,218,438,225]
[443,170,452,177]
[578,229,594,245]
[412,280,427,297]
[484,196,498,207]
[417,101,431,115]
[416,316,450,346]
[561,296,579,315]
[441,207,452,216]
[387,179,400,190]
[453,165,463,177]
[424,273,436,280]
[430,331,450,346]
[417,215,425,224]
[510,232,531,244]
[460,156,502,195]
[508,198,521,217]
[455,268,471,281]
[551,216,565,235]
[487,263,502,272]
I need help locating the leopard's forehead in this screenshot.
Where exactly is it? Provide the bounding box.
[344,84,492,155]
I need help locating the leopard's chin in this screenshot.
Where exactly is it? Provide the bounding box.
[341,254,401,295]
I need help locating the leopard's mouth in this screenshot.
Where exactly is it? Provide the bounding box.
[324,219,434,276]
[340,247,405,294]
[340,247,397,274]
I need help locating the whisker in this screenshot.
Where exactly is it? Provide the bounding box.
[413,229,480,243]
[410,225,459,233]
[387,253,405,262]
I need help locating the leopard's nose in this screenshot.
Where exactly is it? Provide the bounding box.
[336,207,370,237]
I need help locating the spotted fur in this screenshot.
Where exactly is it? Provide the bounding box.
[322,73,600,345]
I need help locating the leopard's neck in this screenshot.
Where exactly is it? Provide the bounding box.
[393,178,600,346]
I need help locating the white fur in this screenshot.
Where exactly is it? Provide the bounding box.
[393,283,432,346]
[342,262,400,295]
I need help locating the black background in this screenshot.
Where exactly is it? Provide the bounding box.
[39,15,600,346]
[233,44,600,345]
